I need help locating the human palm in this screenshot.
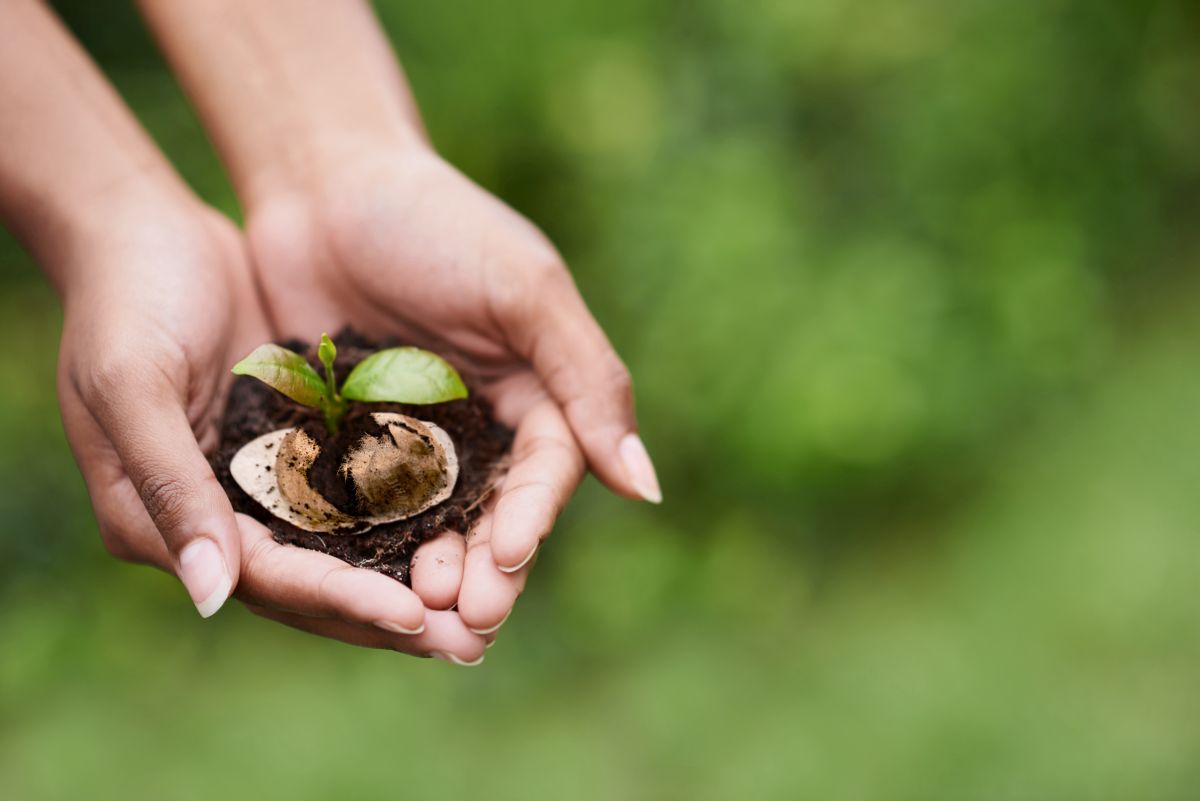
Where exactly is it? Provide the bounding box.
[247,148,654,633]
[57,206,268,578]
[57,205,489,660]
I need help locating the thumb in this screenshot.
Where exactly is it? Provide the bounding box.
[86,369,240,617]
[520,274,661,504]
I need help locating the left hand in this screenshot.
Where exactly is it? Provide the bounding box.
[244,144,661,635]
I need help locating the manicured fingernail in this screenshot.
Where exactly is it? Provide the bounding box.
[619,433,662,503]
[178,538,233,619]
[467,609,511,636]
[430,651,485,667]
[485,639,497,650]
[498,544,537,574]
[376,620,425,635]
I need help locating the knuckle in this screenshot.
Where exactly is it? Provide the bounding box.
[506,253,571,305]
[493,259,567,321]
[233,538,277,607]
[96,522,138,563]
[83,354,138,402]
[602,357,634,401]
[241,536,274,579]
[528,253,571,287]
[313,564,357,616]
[315,563,352,597]
[502,479,555,504]
[83,365,176,432]
[559,354,633,412]
[80,339,178,414]
[137,472,193,534]
[499,480,561,522]
[514,433,578,463]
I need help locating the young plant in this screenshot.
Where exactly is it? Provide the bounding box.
[232,334,468,434]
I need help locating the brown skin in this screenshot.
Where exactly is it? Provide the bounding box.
[56,202,266,575]
[245,149,613,633]
[57,204,492,659]
[139,0,663,638]
[0,0,659,661]
[0,1,491,662]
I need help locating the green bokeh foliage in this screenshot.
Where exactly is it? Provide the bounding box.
[3,0,1200,798]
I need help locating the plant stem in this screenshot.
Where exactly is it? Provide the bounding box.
[318,333,347,433]
[322,397,347,435]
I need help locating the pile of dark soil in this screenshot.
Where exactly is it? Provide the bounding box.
[210,330,513,585]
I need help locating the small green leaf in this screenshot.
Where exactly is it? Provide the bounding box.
[318,333,337,383]
[232,344,327,408]
[341,347,469,405]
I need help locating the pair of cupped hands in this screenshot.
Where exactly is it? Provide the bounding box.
[60,146,660,665]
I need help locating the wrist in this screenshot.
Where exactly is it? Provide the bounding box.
[138,0,433,212]
[241,126,433,213]
[39,180,208,299]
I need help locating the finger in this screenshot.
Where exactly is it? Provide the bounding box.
[519,274,661,504]
[410,530,466,610]
[489,400,584,571]
[49,404,429,638]
[235,515,426,634]
[244,606,488,665]
[59,382,172,569]
[83,366,240,618]
[458,513,528,634]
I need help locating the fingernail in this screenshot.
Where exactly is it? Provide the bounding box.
[467,609,511,636]
[619,433,662,504]
[376,620,425,636]
[430,651,485,667]
[178,538,233,619]
[498,544,537,574]
[485,639,497,650]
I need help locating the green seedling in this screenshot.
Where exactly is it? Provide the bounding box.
[232,334,468,434]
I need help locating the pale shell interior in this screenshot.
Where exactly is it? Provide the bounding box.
[229,412,459,534]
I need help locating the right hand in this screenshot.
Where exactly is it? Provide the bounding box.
[55,196,489,663]
[245,147,661,639]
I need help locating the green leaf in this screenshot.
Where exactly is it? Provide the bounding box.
[318,333,337,385]
[232,344,327,408]
[341,347,469,405]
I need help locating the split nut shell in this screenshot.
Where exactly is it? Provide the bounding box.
[230,412,459,534]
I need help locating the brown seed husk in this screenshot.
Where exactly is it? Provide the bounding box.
[341,413,459,520]
[211,331,513,585]
[276,428,359,530]
[231,414,460,534]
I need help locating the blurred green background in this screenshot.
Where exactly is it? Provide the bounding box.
[4,0,1200,798]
